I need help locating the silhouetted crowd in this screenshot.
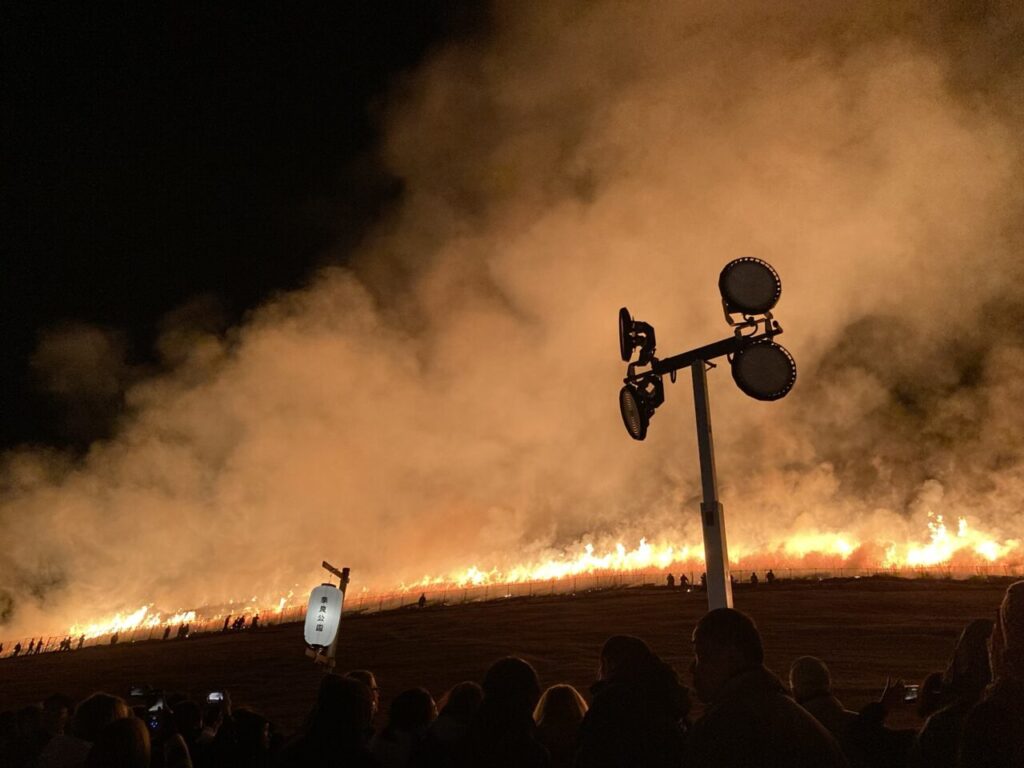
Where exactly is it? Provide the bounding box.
[4,579,1024,768]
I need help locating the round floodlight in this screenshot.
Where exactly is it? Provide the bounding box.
[619,384,649,440]
[719,258,782,315]
[730,339,797,401]
[618,307,634,362]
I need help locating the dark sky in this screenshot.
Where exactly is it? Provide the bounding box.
[2,3,483,451]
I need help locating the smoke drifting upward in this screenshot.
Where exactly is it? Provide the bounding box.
[3,1,1024,635]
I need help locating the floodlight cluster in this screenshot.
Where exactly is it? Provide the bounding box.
[617,258,796,440]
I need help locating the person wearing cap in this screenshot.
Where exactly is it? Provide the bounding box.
[959,581,1024,767]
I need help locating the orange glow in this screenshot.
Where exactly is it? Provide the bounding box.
[29,515,1021,644]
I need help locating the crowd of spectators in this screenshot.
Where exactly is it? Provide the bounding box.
[3,580,1024,767]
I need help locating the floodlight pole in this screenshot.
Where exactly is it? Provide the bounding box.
[690,362,733,610]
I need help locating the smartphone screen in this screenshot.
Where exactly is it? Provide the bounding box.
[904,684,919,702]
[207,691,224,703]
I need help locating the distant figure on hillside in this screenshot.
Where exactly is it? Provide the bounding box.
[576,635,689,768]
[28,639,35,654]
[223,615,231,632]
[960,581,1024,767]
[418,593,427,609]
[680,574,689,587]
[687,608,845,768]
[36,637,44,654]
[666,573,676,588]
[700,573,707,590]
[78,635,84,650]
[110,633,118,646]
[162,626,171,641]
[750,572,759,586]
[232,616,245,631]
[250,613,260,629]
[766,568,776,584]
[12,641,21,656]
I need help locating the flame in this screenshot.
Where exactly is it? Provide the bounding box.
[19,513,1021,644]
[67,606,198,640]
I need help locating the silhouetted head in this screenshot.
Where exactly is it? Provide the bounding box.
[789,656,831,702]
[201,702,226,732]
[234,708,271,754]
[312,674,374,739]
[533,684,588,729]
[172,700,202,741]
[691,608,764,703]
[42,693,74,737]
[482,657,542,714]
[72,693,130,742]
[917,671,947,718]
[85,716,150,768]
[386,688,437,735]
[345,670,380,718]
[945,618,993,697]
[438,681,483,723]
[599,635,653,681]
[1001,582,1024,648]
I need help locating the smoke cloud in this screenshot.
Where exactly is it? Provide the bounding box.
[3,1,1024,635]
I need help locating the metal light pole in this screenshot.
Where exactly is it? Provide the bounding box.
[692,360,732,609]
[617,259,796,611]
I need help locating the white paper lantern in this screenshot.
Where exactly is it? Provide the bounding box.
[304,584,343,647]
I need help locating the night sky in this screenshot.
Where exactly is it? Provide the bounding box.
[2,3,482,450]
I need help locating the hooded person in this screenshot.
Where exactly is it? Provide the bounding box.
[574,635,689,768]
[686,609,847,768]
[959,581,1024,768]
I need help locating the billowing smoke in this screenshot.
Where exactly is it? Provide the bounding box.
[3,1,1024,635]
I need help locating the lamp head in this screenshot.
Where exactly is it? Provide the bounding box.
[730,339,797,401]
[719,258,781,316]
[619,374,664,440]
[618,307,657,365]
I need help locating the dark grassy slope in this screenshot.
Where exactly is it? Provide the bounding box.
[0,579,1007,731]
